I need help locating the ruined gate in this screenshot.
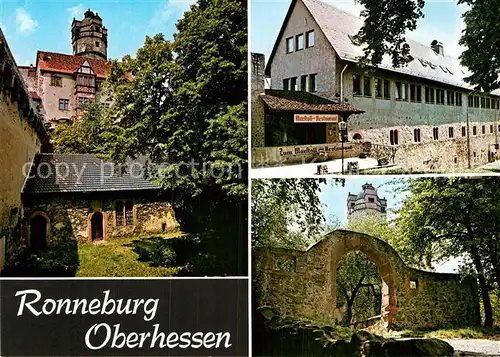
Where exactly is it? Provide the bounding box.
[254,230,480,330]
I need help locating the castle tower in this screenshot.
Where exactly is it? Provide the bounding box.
[347,183,387,222]
[71,9,108,60]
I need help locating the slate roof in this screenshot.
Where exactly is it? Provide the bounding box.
[23,154,161,195]
[266,0,500,96]
[260,89,365,114]
[37,51,111,79]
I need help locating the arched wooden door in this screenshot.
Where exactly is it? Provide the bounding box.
[91,212,104,241]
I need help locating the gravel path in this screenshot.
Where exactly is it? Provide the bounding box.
[443,339,500,356]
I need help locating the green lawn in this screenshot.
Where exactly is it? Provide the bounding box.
[76,233,184,277]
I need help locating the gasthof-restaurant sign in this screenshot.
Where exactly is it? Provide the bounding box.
[294,114,339,123]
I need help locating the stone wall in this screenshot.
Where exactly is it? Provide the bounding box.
[18,193,179,251]
[254,230,480,330]
[0,29,48,271]
[251,53,265,148]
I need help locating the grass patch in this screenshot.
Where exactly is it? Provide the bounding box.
[76,233,184,277]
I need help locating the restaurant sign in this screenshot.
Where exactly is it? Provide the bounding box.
[294,114,339,123]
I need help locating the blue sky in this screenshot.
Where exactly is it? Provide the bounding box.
[0,0,197,66]
[251,0,467,63]
[318,177,460,273]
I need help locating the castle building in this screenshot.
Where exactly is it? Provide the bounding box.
[19,9,114,130]
[347,183,387,222]
[252,0,500,171]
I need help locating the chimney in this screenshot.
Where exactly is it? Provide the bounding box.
[431,40,444,55]
[251,53,265,94]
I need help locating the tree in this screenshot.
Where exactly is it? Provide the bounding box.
[336,250,381,326]
[354,0,500,91]
[395,177,500,327]
[354,0,424,68]
[52,103,110,154]
[54,0,248,275]
[252,178,329,250]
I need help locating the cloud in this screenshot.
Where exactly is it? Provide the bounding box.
[15,8,38,35]
[67,4,85,22]
[149,0,197,29]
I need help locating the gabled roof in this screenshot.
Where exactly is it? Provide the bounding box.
[260,89,365,114]
[23,154,161,195]
[37,51,110,78]
[266,0,500,96]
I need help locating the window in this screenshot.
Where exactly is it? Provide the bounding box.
[468,95,473,108]
[300,75,307,91]
[353,74,362,95]
[290,77,298,91]
[481,97,486,108]
[446,91,452,105]
[416,85,422,102]
[78,97,92,106]
[486,98,491,109]
[375,78,382,98]
[436,89,444,105]
[115,200,134,226]
[368,197,375,203]
[482,125,486,134]
[474,96,480,108]
[115,201,124,225]
[395,82,402,100]
[364,76,372,97]
[410,279,418,289]
[414,128,421,142]
[401,83,408,101]
[462,126,466,137]
[286,37,294,53]
[283,78,290,90]
[473,126,477,135]
[430,88,435,103]
[383,80,390,99]
[77,75,95,87]
[58,98,69,111]
[456,92,462,106]
[448,127,454,138]
[394,82,408,101]
[306,30,315,48]
[410,84,416,102]
[95,41,100,47]
[309,74,318,92]
[295,34,304,51]
[491,125,494,133]
[125,201,134,226]
[389,129,399,145]
[433,127,439,140]
[51,75,62,87]
[425,87,430,103]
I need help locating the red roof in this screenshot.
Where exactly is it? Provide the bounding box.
[37,51,110,79]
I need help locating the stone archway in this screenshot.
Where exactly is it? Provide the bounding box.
[326,233,398,328]
[87,210,107,242]
[28,212,50,250]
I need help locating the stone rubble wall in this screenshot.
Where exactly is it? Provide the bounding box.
[17,195,179,254]
[254,230,480,330]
